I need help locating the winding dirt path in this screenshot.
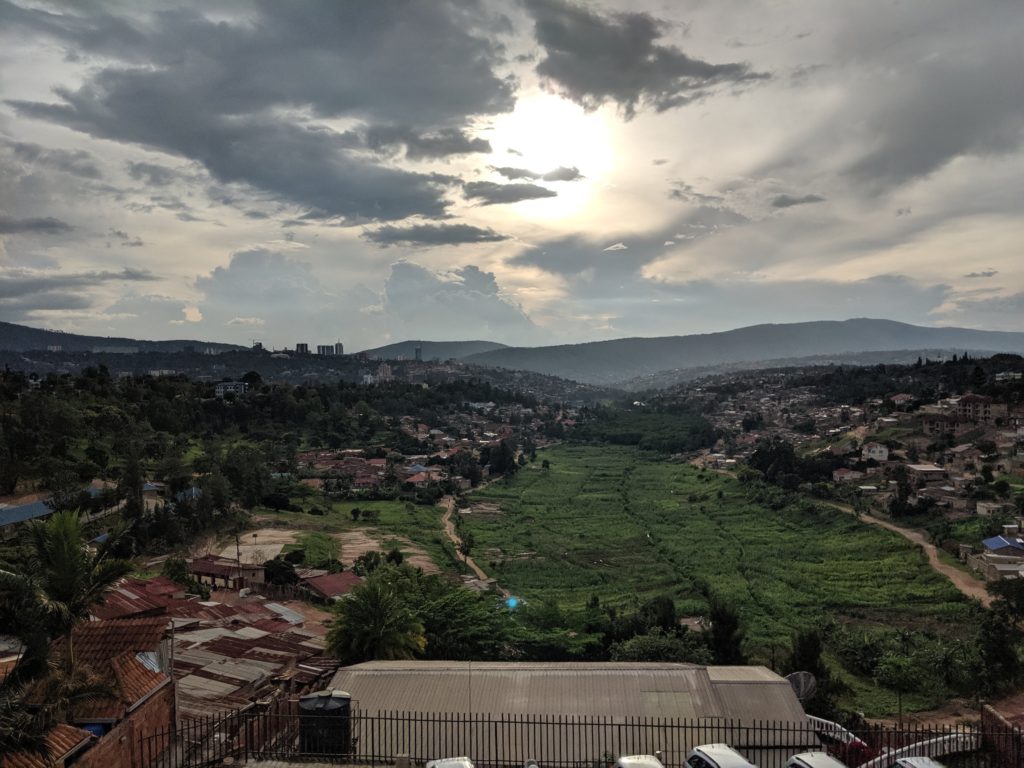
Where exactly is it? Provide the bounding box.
[439,496,509,596]
[826,501,992,607]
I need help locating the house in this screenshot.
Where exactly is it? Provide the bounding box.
[215,380,248,398]
[90,576,187,620]
[832,468,864,483]
[977,501,1013,516]
[861,442,889,462]
[956,394,1006,424]
[301,570,363,602]
[889,393,914,408]
[907,463,947,483]
[190,554,265,590]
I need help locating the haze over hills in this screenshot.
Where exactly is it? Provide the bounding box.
[0,321,243,354]
[461,319,1024,386]
[361,340,508,360]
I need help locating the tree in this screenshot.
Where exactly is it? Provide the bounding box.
[326,575,426,663]
[707,600,746,664]
[783,629,844,719]
[0,511,132,674]
[610,628,712,664]
[264,557,299,586]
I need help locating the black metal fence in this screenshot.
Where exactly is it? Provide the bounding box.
[136,706,1024,768]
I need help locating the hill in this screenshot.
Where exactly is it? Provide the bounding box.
[0,320,243,353]
[361,339,508,360]
[462,319,1024,385]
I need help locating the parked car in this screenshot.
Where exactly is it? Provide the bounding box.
[893,759,946,768]
[787,752,848,768]
[806,715,876,766]
[856,732,978,768]
[616,756,666,768]
[427,758,474,768]
[685,743,757,768]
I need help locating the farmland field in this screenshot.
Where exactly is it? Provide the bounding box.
[463,444,975,654]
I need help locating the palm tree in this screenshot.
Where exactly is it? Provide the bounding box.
[0,682,50,760]
[326,575,426,663]
[0,510,132,672]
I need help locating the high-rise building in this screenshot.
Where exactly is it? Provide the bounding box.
[414,344,422,362]
[335,341,345,356]
[316,344,334,356]
[295,343,309,354]
[377,362,393,383]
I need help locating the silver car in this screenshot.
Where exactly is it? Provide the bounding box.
[786,752,848,768]
[686,743,757,768]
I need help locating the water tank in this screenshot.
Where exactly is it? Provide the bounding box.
[298,689,352,755]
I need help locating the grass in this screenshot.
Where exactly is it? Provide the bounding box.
[463,445,974,655]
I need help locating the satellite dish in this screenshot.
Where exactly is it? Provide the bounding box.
[786,671,818,701]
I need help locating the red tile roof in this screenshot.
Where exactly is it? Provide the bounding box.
[303,571,362,600]
[74,617,168,665]
[1,723,93,768]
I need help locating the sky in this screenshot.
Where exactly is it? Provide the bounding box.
[0,0,1021,351]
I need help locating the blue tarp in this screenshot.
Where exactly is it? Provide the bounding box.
[0,499,52,527]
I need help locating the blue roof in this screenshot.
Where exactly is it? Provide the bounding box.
[0,499,52,527]
[983,535,1024,552]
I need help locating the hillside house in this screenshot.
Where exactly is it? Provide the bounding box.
[190,554,265,590]
[861,442,889,462]
[214,380,248,398]
[832,468,864,483]
[301,570,363,602]
[907,463,948,484]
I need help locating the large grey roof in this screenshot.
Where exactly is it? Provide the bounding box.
[329,661,804,721]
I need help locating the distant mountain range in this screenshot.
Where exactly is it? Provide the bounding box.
[362,339,508,360]
[0,321,243,353]
[461,319,1024,386]
[4,318,1023,389]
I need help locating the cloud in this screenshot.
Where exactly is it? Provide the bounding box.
[771,193,825,208]
[964,270,998,279]
[364,223,510,247]
[602,242,628,251]
[542,165,583,181]
[126,161,179,186]
[227,316,266,327]
[463,181,557,205]
[379,262,537,341]
[524,0,767,118]
[362,126,491,160]
[491,165,583,182]
[0,266,157,322]
[4,1,515,222]
[0,212,72,234]
[6,140,102,179]
[669,181,724,205]
[108,228,144,247]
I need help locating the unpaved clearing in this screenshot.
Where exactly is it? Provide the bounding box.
[238,521,440,574]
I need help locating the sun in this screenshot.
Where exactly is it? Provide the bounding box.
[477,93,615,218]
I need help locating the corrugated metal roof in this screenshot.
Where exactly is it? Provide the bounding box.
[1,723,93,768]
[328,662,806,724]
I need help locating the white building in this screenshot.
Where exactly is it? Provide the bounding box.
[861,442,889,462]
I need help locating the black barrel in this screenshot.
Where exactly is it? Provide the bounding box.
[298,689,352,755]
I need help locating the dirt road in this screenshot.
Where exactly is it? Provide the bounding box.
[440,496,509,596]
[826,502,992,607]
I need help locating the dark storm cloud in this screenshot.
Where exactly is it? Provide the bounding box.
[364,223,510,247]
[492,166,542,180]
[541,166,583,181]
[0,212,72,234]
[771,193,825,208]
[6,140,101,179]
[523,0,767,118]
[964,270,998,279]
[463,181,557,205]
[3,0,515,221]
[362,126,492,160]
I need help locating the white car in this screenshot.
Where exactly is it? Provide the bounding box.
[856,732,978,768]
[787,751,848,768]
[893,759,946,768]
[686,743,757,768]
[616,756,666,768]
[426,758,474,768]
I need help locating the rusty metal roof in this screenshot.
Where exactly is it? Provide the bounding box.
[1,723,93,768]
[74,616,168,664]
